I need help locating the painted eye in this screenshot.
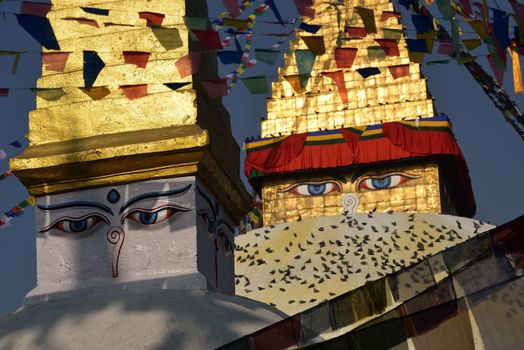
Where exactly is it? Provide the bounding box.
[287,182,341,196]
[126,206,187,225]
[42,214,107,234]
[357,173,419,191]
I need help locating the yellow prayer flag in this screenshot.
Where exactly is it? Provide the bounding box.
[511,48,523,94]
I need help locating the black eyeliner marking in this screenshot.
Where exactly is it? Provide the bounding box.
[37,201,114,215]
[119,184,192,214]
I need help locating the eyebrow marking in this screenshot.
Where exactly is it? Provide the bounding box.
[37,201,114,215]
[119,183,192,214]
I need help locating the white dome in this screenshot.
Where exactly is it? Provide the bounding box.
[0,289,286,350]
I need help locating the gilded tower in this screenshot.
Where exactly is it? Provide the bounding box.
[244,0,475,226]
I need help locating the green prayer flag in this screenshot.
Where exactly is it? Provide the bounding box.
[462,38,481,51]
[451,19,461,63]
[367,46,386,59]
[436,0,454,20]
[255,49,279,65]
[241,76,269,94]
[295,49,316,86]
[183,16,208,30]
[32,88,66,101]
[382,28,403,40]
[152,27,183,50]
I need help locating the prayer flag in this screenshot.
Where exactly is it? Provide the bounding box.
[438,42,455,55]
[427,59,451,65]
[81,7,109,16]
[356,7,377,34]
[357,67,381,78]
[255,49,279,65]
[20,1,52,17]
[299,22,321,34]
[9,141,22,148]
[383,28,403,40]
[41,52,70,72]
[411,15,432,33]
[302,36,326,55]
[16,15,59,50]
[139,12,165,27]
[192,30,223,50]
[175,52,201,78]
[120,84,148,100]
[406,39,428,53]
[436,0,454,20]
[79,86,111,100]
[346,26,367,38]
[0,149,6,159]
[467,20,489,40]
[223,18,249,29]
[201,80,228,98]
[152,28,183,50]
[123,51,151,68]
[164,82,191,91]
[32,88,66,101]
[511,48,523,94]
[0,215,12,229]
[322,71,348,103]
[462,39,481,51]
[218,50,242,64]
[375,39,400,56]
[409,51,425,63]
[417,31,437,54]
[62,17,98,27]
[334,48,357,68]
[388,64,410,78]
[381,11,401,21]
[242,76,269,94]
[296,50,315,76]
[493,9,510,49]
[83,51,105,88]
[459,0,472,15]
[0,88,9,97]
[222,0,240,18]
[293,0,315,19]
[451,19,461,62]
[284,74,309,93]
[0,170,12,181]
[367,46,386,59]
[184,16,208,30]
[509,0,524,23]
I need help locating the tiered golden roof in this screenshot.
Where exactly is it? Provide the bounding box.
[262,0,436,137]
[10,0,250,221]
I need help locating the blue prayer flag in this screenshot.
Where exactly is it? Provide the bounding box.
[406,39,429,53]
[83,51,105,88]
[299,22,321,34]
[16,15,59,50]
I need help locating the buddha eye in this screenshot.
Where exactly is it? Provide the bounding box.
[125,205,189,225]
[41,214,108,234]
[284,181,342,196]
[357,173,419,191]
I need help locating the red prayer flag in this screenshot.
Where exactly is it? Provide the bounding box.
[334,48,357,68]
[123,51,151,68]
[0,88,8,97]
[381,11,401,21]
[293,0,315,19]
[41,52,70,72]
[322,71,348,104]
[20,1,52,17]
[120,84,148,100]
[62,17,99,27]
[222,0,241,17]
[437,42,455,55]
[175,52,202,78]
[375,39,400,56]
[248,316,301,350]
[191,30,223,50]
[139,12,165,27]
[346,26,367,38]
[388,64,410,79]
[201,80,228,98]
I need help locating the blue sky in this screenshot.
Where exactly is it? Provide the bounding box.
[0,0,523,315]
